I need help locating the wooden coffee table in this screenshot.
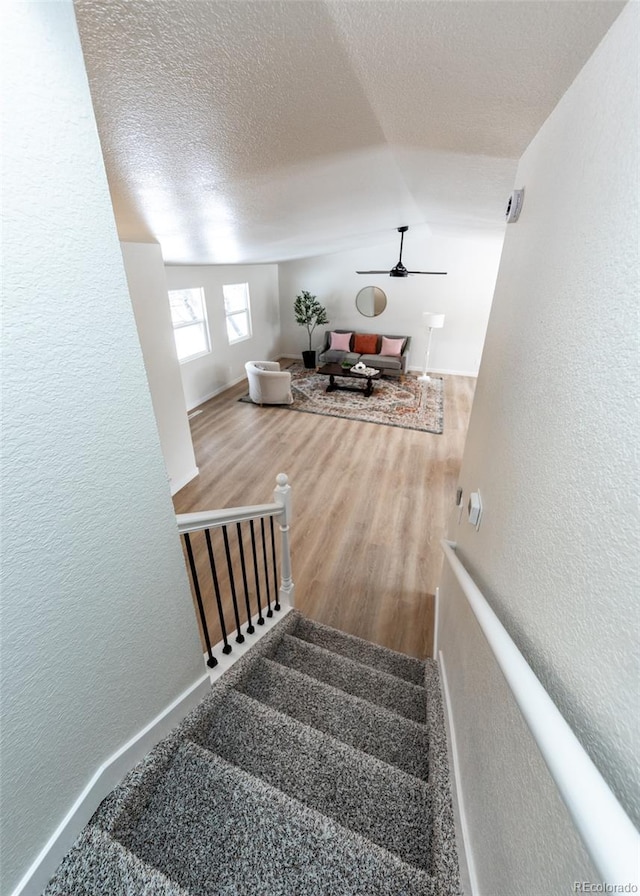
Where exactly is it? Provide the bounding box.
[316,363,381,398]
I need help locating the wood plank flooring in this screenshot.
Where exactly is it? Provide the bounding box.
[173,366,475,659]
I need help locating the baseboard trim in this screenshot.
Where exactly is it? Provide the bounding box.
[13,608,295,894]
[407,365,479,378]
[11,673,211,896]
[170,466,199,496]
[186,373,248,411]
[438,649,479,896]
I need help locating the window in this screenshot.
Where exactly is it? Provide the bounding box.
[223,282,252,344]
[168,288,210,363]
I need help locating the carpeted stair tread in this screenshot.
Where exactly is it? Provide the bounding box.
[43,612,462,896]
[273,633,427,723]
[118,740,437,896]
[293,615,426,684]
[43,824,190,895]
[239,656,430,780]
[196,687,432,870]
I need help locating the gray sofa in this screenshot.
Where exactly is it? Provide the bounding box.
[318,329,410,377]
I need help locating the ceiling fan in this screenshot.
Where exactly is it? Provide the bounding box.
[357,226,447,278]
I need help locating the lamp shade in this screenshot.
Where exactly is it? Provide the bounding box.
[423,312,445,329]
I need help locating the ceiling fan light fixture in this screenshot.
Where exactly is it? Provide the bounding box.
[356,226,447,277]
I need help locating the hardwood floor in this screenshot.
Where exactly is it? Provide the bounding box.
[173,366,476,660]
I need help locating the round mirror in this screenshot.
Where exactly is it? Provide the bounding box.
[356,285,387,317]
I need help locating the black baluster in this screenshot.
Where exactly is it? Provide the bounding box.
[249,519,264,625]
[269,516,280,612]
[261,517,273,617]
[183,532,217,668]
[236,522,255,634]
[222,525,244,644]
[204,529,231,655]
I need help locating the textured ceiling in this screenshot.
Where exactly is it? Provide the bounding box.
[73,0,624,264]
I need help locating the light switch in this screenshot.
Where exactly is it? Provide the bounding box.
[468,491,482,528]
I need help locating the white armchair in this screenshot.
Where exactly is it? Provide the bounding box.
[245,361,293,406]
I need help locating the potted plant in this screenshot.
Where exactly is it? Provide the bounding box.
[294,290,329,369]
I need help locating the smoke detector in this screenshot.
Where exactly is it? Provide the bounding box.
[505,188,525,223]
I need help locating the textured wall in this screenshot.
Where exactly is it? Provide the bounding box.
[0,5,204,893]
[121,242,198,493]
[164,263,281,409]
[438,5,639,894]
[439,567,597,893]
[277,227,504,376]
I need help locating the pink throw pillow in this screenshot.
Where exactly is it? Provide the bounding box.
[380,336,404,357]
[329,332,352,351]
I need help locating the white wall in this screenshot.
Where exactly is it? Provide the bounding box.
[165,264,281,409]
[1,5,206,893]
[437,5,638,894]
[121,242,198,494]
[277,227,504,376]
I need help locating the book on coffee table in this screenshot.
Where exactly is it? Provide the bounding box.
[350,363,378,376]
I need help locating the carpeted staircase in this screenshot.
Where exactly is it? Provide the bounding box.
[44,612,462,895]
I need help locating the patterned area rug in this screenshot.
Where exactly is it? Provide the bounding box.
[241,364,444,433]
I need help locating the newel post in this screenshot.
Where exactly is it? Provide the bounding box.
[273,473,295,609]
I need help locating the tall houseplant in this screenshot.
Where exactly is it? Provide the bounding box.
[294,290,329,369]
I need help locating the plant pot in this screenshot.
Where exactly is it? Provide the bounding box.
[302,350,317,369]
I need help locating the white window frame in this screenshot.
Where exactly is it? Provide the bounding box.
[167,287,211,364]
[223,282,252,345]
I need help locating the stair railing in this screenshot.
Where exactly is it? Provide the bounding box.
[440,538,640,889]
[177,473,294,669]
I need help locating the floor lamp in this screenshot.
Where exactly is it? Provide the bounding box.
[418,312,445,382]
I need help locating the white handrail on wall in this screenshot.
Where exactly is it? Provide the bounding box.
[440,539,640,888]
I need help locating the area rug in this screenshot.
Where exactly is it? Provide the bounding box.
[241,364,444,433]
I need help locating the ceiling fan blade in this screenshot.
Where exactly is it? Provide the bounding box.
[357,226,446,277]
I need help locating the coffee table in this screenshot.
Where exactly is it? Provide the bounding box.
[316,363,382,398]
